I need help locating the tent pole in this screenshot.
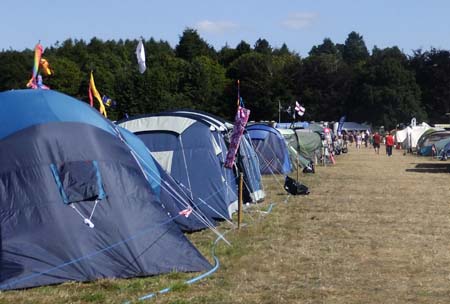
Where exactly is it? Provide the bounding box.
[278,101,281,124]
[238,172,243,229]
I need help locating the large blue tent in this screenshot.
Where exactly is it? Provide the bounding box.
[0,90,210,290]
[246,124,292,175]
[118,113,239,220]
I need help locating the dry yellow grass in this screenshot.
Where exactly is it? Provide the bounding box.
[2,146,450,303]
[254,146,450,304]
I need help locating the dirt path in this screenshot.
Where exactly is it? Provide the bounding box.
[258,145,450,303]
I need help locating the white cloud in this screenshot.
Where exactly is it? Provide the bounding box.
[195,20,239,34]
[282,12,318,30]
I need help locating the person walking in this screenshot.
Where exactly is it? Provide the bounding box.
[385,131,395,157]
[364,130,370,148]
[348,132,354,147]
[373,132,381,154]
[355,132,362,149]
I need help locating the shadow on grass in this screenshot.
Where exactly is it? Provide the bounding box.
[406,163,450,173]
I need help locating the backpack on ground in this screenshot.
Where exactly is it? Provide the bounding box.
[284,176,310,195]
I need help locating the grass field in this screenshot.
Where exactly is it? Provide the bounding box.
[2,145,450,303]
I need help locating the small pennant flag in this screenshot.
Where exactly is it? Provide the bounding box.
[295,101,305,116]
[179,207,193,218]
[102,95,117,108]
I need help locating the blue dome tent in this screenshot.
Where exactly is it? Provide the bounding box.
[118,113,239,220]
[0,89,211,290]
[246,124,292,175]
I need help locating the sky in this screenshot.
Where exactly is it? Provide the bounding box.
[1,0,450,56]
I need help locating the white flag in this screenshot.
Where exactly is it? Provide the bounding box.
[295,101,305,116]
[136,40,146,74]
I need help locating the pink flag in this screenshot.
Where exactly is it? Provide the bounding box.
[179,207,193,218]
[224,106,250,168]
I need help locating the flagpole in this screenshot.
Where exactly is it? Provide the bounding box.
[294,100,298,128]
[237,80,240,107]
[278,100,281,123]
[294,107,297,127]
[291,103,295,129]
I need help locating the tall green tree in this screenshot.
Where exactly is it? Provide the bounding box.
[227,52,277,120]
[254,38,272,55]
[0,50,31,91]
[184,56,227,113]
[309,38,339,56]
[175,28,216,61]
[236,41,252,55]
[273,43,291,56]
[342,31,369,65]
[271,52,301,121]
[300,38,349,121]
[410,49,450,123]
[45,57,83,96]
[218,44,239,68]
[347,47,426,129]
[0,30,444,128]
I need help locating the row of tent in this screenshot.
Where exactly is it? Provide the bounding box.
[1,89,335,291]
[276,121,370,173]
[279,119,450,160]
[247,120,373,177]
[117,111,266,220]
[246,122,337,176]
[0,89,273,290]
[394,122,450,157]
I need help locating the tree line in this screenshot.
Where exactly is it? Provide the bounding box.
[1,29,450,129]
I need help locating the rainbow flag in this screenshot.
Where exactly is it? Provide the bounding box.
[26,43,43,89]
